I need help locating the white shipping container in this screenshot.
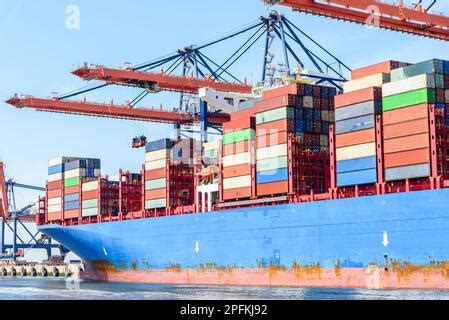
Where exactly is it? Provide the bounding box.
[48,157,79,167]
[47,204,62,213]
[47,197,62,206]
[344,73,390,93]
[145,149,171,162]
[82,181,99,192]
[222,152,251,167]
[382,74,435,97]
[256,144,287,161]
[48,172,63,182]
[64,168,86,179]
[445,89,449,103]
[145,159,167,171]
[336,142,376,161]
[223,175,252,190]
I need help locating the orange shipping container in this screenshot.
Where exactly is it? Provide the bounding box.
[64,209,79,219]
[384,133,429,154]
[223,117,255,133]
[382,104,428,126]
[383,118,429,140]
[145,188,166,201]
[351,61,406,80]
[257,181,289,196]
[256,119,294,137]
[257,131,289,148]
[336,129,376,148]
[64,186,79,195]
[255,95,293,114]
[262,84,298,100]
[47,189,61,199]
[145,168,166,180]
[82,190,99,200]
[47,212,62,222]
[334,87,381,108]
[223,140,251,155]
[384,148,430,168]
[230,107,256,120]
[47,180,63,191]
[223,187,252,200]
[223,164,252,179]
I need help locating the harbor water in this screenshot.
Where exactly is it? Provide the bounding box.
[0,278,448,300]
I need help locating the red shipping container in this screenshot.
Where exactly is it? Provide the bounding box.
[223,117,255,133]
[64,209,79,219]
[47,212,62,222]
[257,131,289,148]
[383,118,429,140]
[47,189,61,199]
[384,148,430,168]
[255,95,296,113]
[82,190,99,200]
[47,180,63,191]
[145,168,166,180]
[336,129,376,148]
[383,104,428,125]
[257,181,289,196]
[145,188,166,201]
[223,187,252,200]
[437,88,445,103]
[262,84,298,100]
[223,164,252,179]
[384,133,429,154]
[230,107,256,120]
[313,86,321,97]
[351,60,406,80]
[313,97,321,108]
[223,141,251,155]
[256,119,295,137]
[334,87,382,108]
[64,186,79,195]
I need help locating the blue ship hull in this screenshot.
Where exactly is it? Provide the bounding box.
[40,189,449,288]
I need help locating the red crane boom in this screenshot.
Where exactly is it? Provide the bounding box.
[72,67,253,94]
[267,0,449,40]
[5,96,230,125]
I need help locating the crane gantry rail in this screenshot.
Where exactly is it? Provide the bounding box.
[266,0,449,41]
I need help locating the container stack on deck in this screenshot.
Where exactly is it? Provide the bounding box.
[382,59,446,181]
[221,110,256,200]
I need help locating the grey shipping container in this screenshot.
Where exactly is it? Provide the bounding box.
[335,114,375,135]
[385,163,430,182]
[335,101,381,122]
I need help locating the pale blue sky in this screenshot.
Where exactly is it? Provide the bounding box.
[1,0,449,206]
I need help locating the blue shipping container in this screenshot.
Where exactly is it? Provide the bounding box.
[64,200,79,211]
[337,169,377,187]
[335,101,379,122]
[64,193,79,203]
[337,156,377,174]
[48,164,64,175]
[296,120,304,132]
[146,139,174,153]
[257,168,288,184]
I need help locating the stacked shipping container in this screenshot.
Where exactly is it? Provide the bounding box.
[222,112,255,200]
[382,59,447,181]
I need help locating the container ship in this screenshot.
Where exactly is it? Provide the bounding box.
[29,58,449,290]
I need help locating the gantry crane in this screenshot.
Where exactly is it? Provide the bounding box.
[0,162,68,261]
[5,12,350,146]
[265,0,449,40]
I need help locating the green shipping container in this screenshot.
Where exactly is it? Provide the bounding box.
[382,88,436,112]
[82,207,98,217]
[82,199,98,209]
[222,128,255,145]
[257,156,288,173]
[145,178,167,191]
[64,177,80,188]
[256,107,295,125]
[391,59,444,82]
[435,74,444,88]
[145,198,167,210]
